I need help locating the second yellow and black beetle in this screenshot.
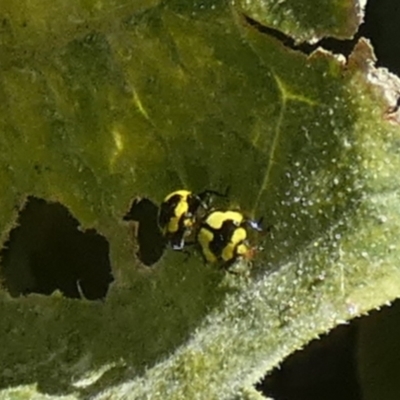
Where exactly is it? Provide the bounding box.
[197,210,262,267]
[158,189,227,250]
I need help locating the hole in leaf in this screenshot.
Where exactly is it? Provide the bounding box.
[361,0,400,76]
[123,198,166,266]
[244,0,399,68]
[257,323,361,400]
[0,197,113,300]
[243,14,361,58]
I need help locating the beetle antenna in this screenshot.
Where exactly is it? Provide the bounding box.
[197,186,231,209]
[198,188,229,200]
[223,185,231,197]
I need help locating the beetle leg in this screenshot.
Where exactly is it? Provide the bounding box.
[246,218,263,231]
[172,238,185,251]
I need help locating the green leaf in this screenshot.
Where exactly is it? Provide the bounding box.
[1,0,400,399]
[235,0,361,42]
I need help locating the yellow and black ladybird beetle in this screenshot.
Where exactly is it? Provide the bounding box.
[158,189,227,250]
[197,210,262,267]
